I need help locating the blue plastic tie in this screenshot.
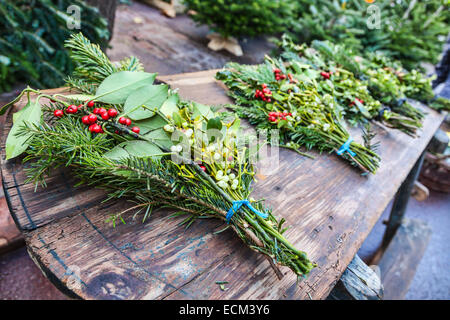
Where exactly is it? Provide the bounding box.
[226,200,268,223]
[337,137,356,157]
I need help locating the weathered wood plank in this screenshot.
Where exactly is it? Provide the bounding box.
[377,218,432,300]
[327,255,383,300]
[0,72,444,300]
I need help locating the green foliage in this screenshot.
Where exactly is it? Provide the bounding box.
[288,0,450,70]
[278,35,429,132]
[182,0,295,38]
[4,33,316,278]
[216,60,381,174]
[0,0,109,93]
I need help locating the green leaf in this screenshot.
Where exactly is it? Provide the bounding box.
[124,84,169,120]
[207,117,222,131]
[144,128,173,149]
[354,100,371,118]
[95,71,156,104]
[230,117,241,134]
[6,100,42,160]
[104,140,163,160]
[172,111,183,127]
[193,102,214,120]
[277,119,287,129]
[12,101,32,123]
[64,94,95,102]
[135,115,168,135]
[159,93,179,117]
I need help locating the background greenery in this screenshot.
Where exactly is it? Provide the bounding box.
[0,0,110,93]
[288,0,450,70]
[182,0,295,38]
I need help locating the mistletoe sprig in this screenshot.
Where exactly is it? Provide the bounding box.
[216,61,381,174]
[1,34,316,280]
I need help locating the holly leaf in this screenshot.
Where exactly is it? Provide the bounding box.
[6,100,42,160]
[124,84,169,120]
[104,140,163,160]
[95,71,156,104]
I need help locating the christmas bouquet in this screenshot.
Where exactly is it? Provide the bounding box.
[0,34,316,279]
[279,37,428,127]
[216,60,381,174]
[277,37,423,136]
[362,55,450,113]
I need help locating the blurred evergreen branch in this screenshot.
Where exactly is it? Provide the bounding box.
[0,0,110,93]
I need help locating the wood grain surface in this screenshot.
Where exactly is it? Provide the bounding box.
[0,70,444,299]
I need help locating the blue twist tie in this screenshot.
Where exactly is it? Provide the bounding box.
[226,200,268,223]
[337,137,356,157]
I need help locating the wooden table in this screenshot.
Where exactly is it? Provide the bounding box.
[0,70,444,300]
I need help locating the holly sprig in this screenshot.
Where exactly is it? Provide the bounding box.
[216,60,381,174]
[3,33,316,280]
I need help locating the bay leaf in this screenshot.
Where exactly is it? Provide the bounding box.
[124,84,169,120]
[6,100,42,159]
[104,140,163,160]
[95,71,156,104]
[159,93,179,117]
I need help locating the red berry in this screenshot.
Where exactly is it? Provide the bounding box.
[88,114,97,124]
[89,124,102,133]
[82,115,90,125]
[54,109,64,118]
[100,112,110,120]
[66,105,77,114]
[119,117,127,125]
[268,116,276,122]
[320,72,330,79]
[200,165,206,172]
[87,100,95,108]
[98,108,107,114]
[262,84,267,88]
[131,126,140,134]
[107,109,118,117]
[125,118,132,126]
[93,108,100,114]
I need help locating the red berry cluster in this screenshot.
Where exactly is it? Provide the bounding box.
[320,71,332,80]
[52,100,140,134]
[268,111,292,123]
[118,117,140,133]
[254,84,272,102]
[273,68,287,81]
[349,98,364,106]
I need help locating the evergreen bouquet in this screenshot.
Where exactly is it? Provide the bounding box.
[361,54,450,112]
[277,36,423,136]
[288,0,450,70]
[0,34,316,279]
[216,60,381,174]
[0,0,109,92]
[182,0,294,39]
